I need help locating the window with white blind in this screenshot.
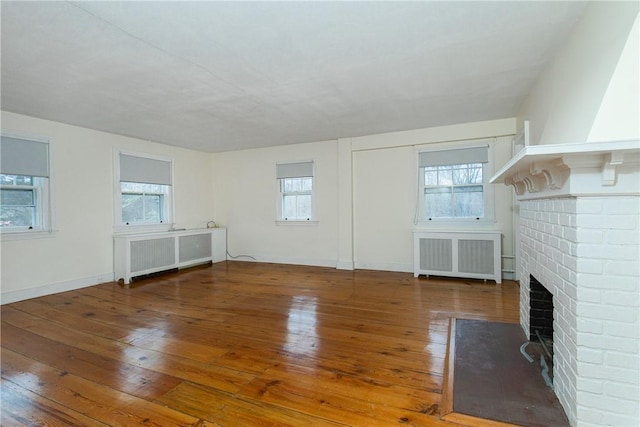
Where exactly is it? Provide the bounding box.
[115,152,173,229]
[0,134,52,235]
[276,161,316,223]
[417,143,494,223]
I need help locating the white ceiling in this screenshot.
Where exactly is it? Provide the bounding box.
[1,1,586,153]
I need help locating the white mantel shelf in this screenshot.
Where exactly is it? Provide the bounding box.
[490,140,640,199]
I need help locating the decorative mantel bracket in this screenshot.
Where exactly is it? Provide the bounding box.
[491,140,640,200]
[602,151,625,186]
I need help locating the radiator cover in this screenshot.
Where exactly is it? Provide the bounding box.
[114,228,226,285]
[413,230,501,283]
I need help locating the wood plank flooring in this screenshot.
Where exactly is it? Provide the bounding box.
[1,261,520,426]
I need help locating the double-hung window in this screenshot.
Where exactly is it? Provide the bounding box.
[418,144,493,223]
[276,161,315,222]
[116,152,173,229]
[1,134,51,234]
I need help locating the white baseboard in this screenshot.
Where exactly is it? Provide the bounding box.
[231,255,338,269]
[0,259,417,305]
[230,255,412,274]
[336,260,355,270]
[1,272,115,305]
[354,261,413,273]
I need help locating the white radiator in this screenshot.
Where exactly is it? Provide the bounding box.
[413,230,502,283]
[114,228,226,286]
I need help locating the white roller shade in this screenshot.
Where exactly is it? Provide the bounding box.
[419,146,488,167]
[1,135,49,177]
[120,153,172,185]
[276,161,314,179]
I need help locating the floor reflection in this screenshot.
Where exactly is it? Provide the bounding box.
[283,296,319,357]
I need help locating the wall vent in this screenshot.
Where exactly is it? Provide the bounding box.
[179,233,212,263]
[131,237,175,273]
[414,231,501,283]
[114,228,226,286]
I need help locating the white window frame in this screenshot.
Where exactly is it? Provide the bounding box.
[275,160,318,225]
[0,132,55,241]
[114,150,174,233]
[416,140,495,227]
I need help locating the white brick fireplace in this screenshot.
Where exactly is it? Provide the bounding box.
[492,141,640,427]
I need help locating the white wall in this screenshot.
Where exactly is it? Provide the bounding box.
[351,120,516,272]
[353,146,416,271]
[588,13,640,142]
[212,118,516,273]
[518,1,639,146]
[212,140,340,267]
[1,112,517,303]
[1,111,215,303]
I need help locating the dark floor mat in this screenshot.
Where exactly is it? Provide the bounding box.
[450,319,569,427]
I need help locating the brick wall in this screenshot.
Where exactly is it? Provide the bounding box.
[519,196,639,427]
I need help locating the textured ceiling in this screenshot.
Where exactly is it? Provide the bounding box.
[1,1,586,153]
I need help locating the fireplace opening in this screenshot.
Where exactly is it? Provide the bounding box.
[529,275,554,385]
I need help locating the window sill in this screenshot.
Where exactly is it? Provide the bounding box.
[415,217,496,229]
[276,220,319,226]
[1,229,57,241]
[113,223,173,235]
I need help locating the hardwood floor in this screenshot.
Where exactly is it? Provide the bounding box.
[1,261,520,426]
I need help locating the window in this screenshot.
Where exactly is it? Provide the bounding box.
[121,182,166,223]
[276,161,315,222]
[418,144,493,222]
[116,152,172,228]
[0,135,51,234]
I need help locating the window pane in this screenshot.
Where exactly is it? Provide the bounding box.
[424,192,452,218]
[1,188,34,205]
[454,186,484,217]
[471,165,483,184]
[279,175,313,220]
[452,165,468,185]
[301,177,312,191]
[283,195,297,219]
[453,185,483,193]
[297,194,311,218]
[122,194,144,223]
[0,174,34,185]
[424,168,438,185]
[281,178,312,195]
[143,195,161,222]
[452,164,478,185]
[0,206,36,227]
[283,194,311,219]
[422,161,485,220]
[424,187,451,194]
[462,164,483,184]
[121,182,164,194]
[438,168,452,185]
[121,182,167,224]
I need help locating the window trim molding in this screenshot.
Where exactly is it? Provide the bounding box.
[415,139,496,227]
[275,219,320,226]
[0,131,56,238]
[113,149,175,233]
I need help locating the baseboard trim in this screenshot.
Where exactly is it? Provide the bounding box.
[234,255,337,269]
[1,272,115,305]
[354,261,413,273]
[1,259,415,304]
[234,257,412,273]
[336,260,355,270]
